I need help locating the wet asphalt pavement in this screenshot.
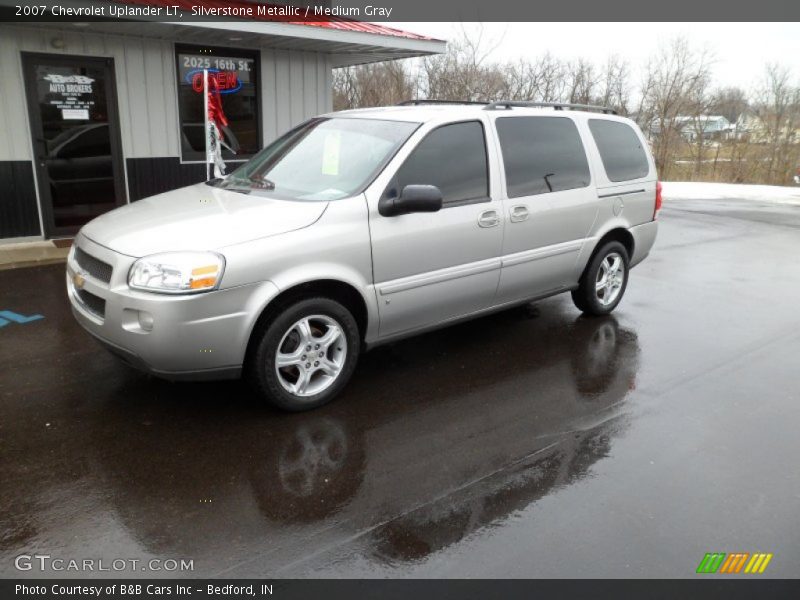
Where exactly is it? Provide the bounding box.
[1,196,799,578]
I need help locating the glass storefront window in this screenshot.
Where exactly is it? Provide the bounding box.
[175,45,260,162]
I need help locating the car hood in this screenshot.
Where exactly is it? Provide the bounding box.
[80,183,328,257]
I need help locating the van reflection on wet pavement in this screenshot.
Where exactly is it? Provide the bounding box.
[88,310,638,563]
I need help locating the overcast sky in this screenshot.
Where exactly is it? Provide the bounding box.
[392,22,800,92]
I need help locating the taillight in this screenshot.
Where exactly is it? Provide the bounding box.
[654,181,663,220]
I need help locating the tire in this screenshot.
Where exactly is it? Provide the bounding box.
[246,297,360,411]
[569,316,621,396]
[571,241,630,316]
[248,416,365,521]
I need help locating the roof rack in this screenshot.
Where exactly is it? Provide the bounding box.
[484,101,617,115]
[398,99,489,106]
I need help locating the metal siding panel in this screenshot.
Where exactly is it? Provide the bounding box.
[0,161,41,238]
[261,49,278,143]
[0,28,32,161]
[126,157,205,201]
[315,53,326,115]
[323,55,333,112]
[82,31,108,56]
[60,30,86,54]
[288,52,303,128]
[18,27,47,53]
[274,50,291,137]
[121,38,150,157]
[302,52,316,120]
[161,41,180,157]
[105,36,134,158]
[142,41,170,156]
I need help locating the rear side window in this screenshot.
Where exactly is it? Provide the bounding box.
[495,116,590,198]
[588,119,650,182]
[393,121,489,206]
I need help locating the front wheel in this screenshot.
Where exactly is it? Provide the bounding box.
[572,241,630,316]
[246,298,361,411]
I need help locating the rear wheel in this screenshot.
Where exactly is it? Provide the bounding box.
[247,298,360,411]
[572,241,629,316]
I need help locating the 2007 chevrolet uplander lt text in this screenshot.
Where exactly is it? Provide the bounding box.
[67,100,660,411]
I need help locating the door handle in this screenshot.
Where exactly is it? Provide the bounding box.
[510,205,529,222]
[478,210,500,228]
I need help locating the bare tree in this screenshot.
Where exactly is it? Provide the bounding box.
[598,55,631,115]
[637,36,714,178]
[333,60,414,110]
[565,58,598,105]
[709,86,749,124]
[421,26,506,101]
[752,64,800,184]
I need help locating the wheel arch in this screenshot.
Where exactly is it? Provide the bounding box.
[595,227,635,258]
[244,277,372,366]
[578,227,635,282]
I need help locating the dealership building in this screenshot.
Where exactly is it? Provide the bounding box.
[0,1,444,242]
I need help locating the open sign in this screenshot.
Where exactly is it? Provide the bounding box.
[185,69,243,94]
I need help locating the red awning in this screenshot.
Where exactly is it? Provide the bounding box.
[117,1,436,40]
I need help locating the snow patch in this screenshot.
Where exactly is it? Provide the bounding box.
[662,182,800,206]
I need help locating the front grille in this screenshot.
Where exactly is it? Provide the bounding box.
[74,246,113,283]
[75,288,106,319]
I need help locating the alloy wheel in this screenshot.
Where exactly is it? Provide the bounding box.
[274,315,347,397]
[595,252,625,306]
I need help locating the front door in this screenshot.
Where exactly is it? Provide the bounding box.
[368,120,504,338]
[23,53,126,238]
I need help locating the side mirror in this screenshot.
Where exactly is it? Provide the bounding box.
[379,185,443,217]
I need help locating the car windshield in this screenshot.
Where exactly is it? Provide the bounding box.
[215,117,419,201]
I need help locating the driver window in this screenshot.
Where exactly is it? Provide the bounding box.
[387,121,490,207]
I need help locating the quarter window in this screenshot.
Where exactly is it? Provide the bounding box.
[391,121,489,206]
[496,116,591,198]
[588,119,650,182]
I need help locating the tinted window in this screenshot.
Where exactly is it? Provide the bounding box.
[496,116,590,198]
[223,118,418,201]
[52,125,109,159]
[392,121,489,206]
[589,119,650,182]
[176,45,259,161]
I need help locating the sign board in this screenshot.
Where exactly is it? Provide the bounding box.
[61,108,90,120]
[177,52,255,95]
[42,72,96,116]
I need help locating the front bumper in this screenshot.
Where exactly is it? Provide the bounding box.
[66,234,278,380]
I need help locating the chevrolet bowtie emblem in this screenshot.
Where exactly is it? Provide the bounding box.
[73,272,86,290]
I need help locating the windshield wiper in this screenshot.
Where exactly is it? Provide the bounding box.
[247,173,275,190]
[543,173,555,193]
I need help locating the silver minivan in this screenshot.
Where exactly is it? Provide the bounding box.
[67,101,660,411]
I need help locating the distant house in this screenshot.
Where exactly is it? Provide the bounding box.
[735,111,800,144]
[673,116,734,142]
[735,111,764,141]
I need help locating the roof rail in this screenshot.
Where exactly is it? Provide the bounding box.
[398,99,489,106]
[484,101,617,115]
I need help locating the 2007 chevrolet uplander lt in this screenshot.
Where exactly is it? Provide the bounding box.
[67,100,660,410]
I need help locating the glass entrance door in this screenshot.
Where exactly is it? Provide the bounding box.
[23,54,126,238]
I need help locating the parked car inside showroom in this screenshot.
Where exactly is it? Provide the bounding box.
[67,100,660,411]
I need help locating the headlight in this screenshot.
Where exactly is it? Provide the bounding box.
[128,252,225,294]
